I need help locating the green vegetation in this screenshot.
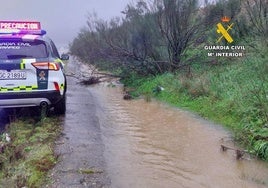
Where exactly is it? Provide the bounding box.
[123,53,268,160]
[0,117,61,187]
[70,0,268,160]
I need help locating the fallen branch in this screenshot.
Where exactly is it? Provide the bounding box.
[80,77,101,85]
[221,144,248,160]
[95,72,121,78]
[65,73,79,79]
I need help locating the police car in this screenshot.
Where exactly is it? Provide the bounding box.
[0,21,68,114]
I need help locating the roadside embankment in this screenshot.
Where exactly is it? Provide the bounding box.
[0,116,61,187]
[122,56,268,161]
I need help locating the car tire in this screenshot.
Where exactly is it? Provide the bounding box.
[54,95,66,115]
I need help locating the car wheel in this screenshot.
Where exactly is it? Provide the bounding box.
[54,95,66,115]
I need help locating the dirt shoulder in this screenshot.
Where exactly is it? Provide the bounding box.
[48,59,110,187]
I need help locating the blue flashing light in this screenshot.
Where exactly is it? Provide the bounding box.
[0,29,46,36]
[17,29,47,35]
[40,30,46,35]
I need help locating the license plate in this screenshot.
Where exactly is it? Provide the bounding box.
[0,70,27,80]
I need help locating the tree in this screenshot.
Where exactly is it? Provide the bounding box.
[244,0,268,41]
[157,0,203,71]
[103,1,168,76]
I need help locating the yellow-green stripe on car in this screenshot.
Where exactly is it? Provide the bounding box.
[60,83,64,90]
[0,85,38,92]
[20,60,26,69]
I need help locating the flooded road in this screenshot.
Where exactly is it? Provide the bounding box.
[89,84,268,188]
[50,59,268,188]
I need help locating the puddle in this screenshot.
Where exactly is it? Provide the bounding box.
[90,84,268,188]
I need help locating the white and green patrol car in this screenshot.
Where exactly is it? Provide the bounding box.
[0,21,68,114]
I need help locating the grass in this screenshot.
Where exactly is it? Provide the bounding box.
[122,54,268,161]
[0,117,62,187]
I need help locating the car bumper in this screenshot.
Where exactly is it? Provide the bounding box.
[0,90,63,108]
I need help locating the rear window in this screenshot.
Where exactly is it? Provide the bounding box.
[0,40,48,59]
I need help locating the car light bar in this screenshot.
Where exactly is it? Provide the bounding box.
[0,29,46,35]
[0,21,46,35]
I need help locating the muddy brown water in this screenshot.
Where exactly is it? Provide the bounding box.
[89,84,268,188]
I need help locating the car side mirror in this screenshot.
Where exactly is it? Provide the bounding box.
[61,54,69,60]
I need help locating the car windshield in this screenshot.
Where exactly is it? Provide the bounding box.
[0,39,48,59]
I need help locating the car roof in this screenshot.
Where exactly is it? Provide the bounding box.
[0,21,50,42]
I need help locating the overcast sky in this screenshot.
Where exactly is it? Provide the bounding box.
[0,0,132,48]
